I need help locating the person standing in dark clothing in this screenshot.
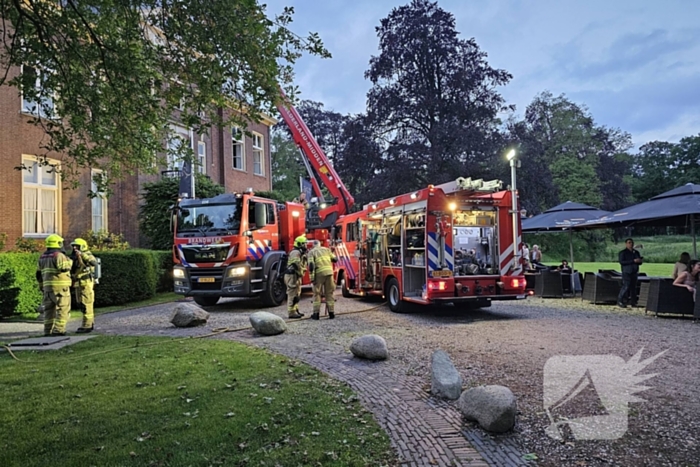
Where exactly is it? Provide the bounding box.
[618,238,643,308]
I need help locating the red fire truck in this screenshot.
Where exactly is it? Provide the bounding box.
[172,93,354,306]
[332,178,527,312]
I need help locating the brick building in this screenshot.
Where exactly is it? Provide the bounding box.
[0,65,275,248]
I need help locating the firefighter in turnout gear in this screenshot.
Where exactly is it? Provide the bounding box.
[70,238,97,333]
[284,235,308,319]
[36,234,73,336]
[307,240,337,320]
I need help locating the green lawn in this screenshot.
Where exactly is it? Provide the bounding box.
[0,336,397,467]
[546,262,673,277]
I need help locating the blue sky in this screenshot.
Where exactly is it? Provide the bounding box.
[264,0,700,147]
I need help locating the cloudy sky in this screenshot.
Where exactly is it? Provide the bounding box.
[264,0,700,148]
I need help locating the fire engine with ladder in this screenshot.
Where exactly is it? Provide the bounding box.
[332,177,527,312]
[172,92,354,307]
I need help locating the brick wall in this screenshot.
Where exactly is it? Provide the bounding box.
[0,65,274,250]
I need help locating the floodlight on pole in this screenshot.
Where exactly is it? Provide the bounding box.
[507,149,519,272]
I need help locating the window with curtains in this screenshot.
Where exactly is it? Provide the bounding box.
[232,126,245,171]
[252,133,264,176]
[197,140,206,174]
[91,170,108,232]
[22,157,59,235]
[167,123,193,171]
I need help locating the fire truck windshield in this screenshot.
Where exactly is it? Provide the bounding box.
[177,201,242,236]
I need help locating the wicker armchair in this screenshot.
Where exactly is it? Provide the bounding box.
[581,272,621,304]
[534,269,571,298]
[645,279,695,316]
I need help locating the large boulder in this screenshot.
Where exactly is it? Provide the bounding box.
[170,303,210,328]
[431,350,463,400]
[350,334,389,360]
[458,385,517,433]
[249,312,287,336]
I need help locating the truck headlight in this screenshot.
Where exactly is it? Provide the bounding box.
[173,268,186,278]
[227,267,246,278]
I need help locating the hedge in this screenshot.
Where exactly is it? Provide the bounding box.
[0,253,42,317]
[0,250,174,316]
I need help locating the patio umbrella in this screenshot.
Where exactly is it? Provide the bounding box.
[522,201,611,268]
[578,183,700,257]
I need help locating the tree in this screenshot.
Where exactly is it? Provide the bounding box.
[139,174,224,250]
[364,0,512,199]
[515,92,632,213]
[270,130,306,201]
[0,1,329,191]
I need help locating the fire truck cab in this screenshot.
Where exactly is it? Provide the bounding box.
[172,192,309,307]
[333,178,527,312]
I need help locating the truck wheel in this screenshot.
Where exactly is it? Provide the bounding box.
[194,296,220,306]
[261,269,286,307]
[386,277,405,313]
[340,273,352,298]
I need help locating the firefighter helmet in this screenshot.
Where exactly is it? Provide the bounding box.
[71,238,89,251]
[45,234,64,249]
[294,235,307,248]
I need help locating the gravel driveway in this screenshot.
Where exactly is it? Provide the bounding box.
[96,293,700,466]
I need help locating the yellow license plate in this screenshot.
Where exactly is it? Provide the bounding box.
[198,277,215,283]
[432,270,453,278]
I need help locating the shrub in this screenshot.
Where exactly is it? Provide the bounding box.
[149,250,174,293]
[0,233,7,252]
[14,237,42,253]
[94,250,159,307]
[79,230,130,251]
[0,253,42,317]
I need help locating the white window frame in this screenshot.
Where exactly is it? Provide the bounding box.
[20,64,56,119]
[167,123,194,171]
[91,169,108,233]
[252,132,264,176]
[22,155,61,237]
[197,140,206,174]
[232,126,245,171]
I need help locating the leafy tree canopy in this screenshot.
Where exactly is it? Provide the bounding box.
[0,0,329,191]
[365,0,512,199]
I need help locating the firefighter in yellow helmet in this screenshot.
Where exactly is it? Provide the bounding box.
[307,239,337,320]
[70,238,97,333]
[284,235,308,319]
[36,234,73,336]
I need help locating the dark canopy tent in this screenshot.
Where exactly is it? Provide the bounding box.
[578,183,700,258]
[522,201,611,267]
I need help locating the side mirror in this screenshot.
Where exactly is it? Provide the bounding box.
[254,203,268,228]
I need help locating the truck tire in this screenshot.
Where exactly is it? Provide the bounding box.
[340,273,352,298]
[194,296,220,306]
[386,277,405,313]
[261,269,286,307]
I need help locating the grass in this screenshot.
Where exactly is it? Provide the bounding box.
[541,262,673,277]
[7,292,181,322]
[601,235,697,263]
[0,336,397,467]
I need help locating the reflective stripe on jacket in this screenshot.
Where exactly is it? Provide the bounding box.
[38,250,73,289]
[308,246,335,276]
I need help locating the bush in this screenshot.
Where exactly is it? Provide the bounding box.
[149,250,174,293]
[94,250,160,307]
[79,230,130,251]
[0,253,42,317]
[0,233,7,252]
[14,237,42,253]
